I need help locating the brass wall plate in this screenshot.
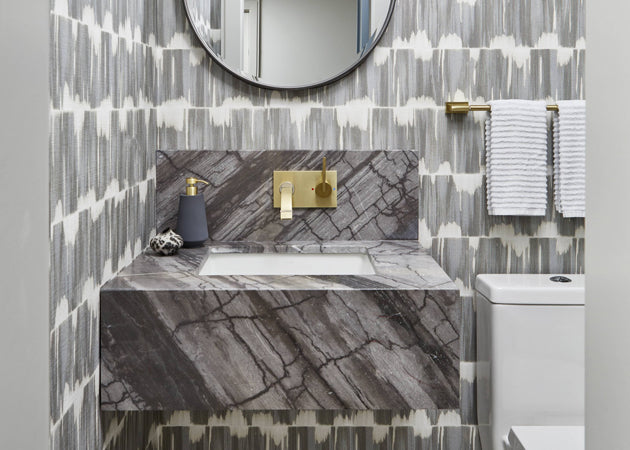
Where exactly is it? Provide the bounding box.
[273,171,338,208]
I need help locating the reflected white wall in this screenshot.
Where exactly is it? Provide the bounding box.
[223,0,244,69]
[260,0,357,85]
[371,0,390,34]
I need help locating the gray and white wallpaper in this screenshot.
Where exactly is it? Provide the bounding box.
[49,0,585,448]
[49,0,157,448]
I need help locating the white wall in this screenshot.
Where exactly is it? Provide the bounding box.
[585,2,630,449]
[0,0,50,448]
[260,0,357,86]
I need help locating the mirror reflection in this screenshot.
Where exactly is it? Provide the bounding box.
[185,0,395,89]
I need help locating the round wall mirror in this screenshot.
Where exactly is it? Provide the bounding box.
[183,0,396,90]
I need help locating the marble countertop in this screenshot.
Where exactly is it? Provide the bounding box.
[102,240,457,292]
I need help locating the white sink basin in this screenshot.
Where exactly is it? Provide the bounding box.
[199,252,376,276]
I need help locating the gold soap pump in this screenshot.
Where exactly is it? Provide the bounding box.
[176,177,210,247]
[186,177,208,195]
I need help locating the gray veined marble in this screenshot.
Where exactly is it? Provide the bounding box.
[156,150,419,241]
[100,241,460,411]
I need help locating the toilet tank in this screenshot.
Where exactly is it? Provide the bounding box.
[475,274,584,450]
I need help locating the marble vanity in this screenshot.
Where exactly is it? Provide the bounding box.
[100,149,460,412]
[100,240,460,411]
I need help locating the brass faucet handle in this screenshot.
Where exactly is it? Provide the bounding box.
[315,157,332,198]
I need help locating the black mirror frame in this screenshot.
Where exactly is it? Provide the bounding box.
[182,0,397,91]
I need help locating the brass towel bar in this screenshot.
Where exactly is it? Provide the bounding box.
[445,101,559,114]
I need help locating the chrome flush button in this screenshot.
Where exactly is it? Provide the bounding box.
[550,276,572,283]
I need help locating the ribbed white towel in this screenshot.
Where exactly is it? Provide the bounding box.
[485,100,548,216]
[553,100,586,217]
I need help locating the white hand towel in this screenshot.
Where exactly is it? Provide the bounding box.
[553,100,586,218]
[485,100,548,216]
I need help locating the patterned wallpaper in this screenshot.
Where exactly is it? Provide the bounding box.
[144,0,584,448]
[49,0,585,448]
[49,0,157,447]
[154,0,585,303]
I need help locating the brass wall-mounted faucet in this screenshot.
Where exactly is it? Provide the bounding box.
[273,157,337,220]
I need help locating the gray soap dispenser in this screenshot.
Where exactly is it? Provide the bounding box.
[176,177,209,247]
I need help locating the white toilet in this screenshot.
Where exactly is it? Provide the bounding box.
[475,274,585,450]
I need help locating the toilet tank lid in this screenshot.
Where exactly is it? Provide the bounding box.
[476,274,585,305]
[509,426,584,450]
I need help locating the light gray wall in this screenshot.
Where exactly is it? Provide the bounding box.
[260,0,357,85]
[0,0,50,449]
[585,1,630,449]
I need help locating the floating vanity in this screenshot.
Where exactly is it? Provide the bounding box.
[100,241,460,411]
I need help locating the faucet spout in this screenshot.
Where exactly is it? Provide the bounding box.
[279,182,294,220]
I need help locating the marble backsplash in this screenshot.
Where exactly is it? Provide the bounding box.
[156,150,419,241]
